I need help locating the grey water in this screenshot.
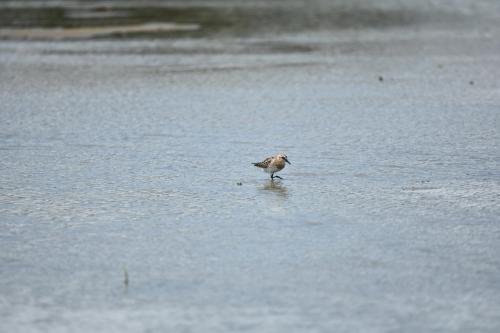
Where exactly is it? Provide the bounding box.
[1,0,500,332]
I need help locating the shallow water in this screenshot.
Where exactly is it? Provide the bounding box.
[1,1,500,332]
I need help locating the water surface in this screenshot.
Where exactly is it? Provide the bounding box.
[1,1,500,332]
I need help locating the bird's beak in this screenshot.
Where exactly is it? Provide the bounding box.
[284,157,291,165]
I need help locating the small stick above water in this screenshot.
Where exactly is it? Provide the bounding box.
[123,267,129,287]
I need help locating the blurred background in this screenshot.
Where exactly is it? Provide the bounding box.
[0,0,498,39]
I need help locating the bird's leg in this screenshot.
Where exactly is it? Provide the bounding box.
[274,175,283,180]
[270,173,274,179]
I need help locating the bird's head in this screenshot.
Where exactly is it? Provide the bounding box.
[277,153,291,165]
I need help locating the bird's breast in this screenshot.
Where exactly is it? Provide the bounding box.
[274,160,286,170]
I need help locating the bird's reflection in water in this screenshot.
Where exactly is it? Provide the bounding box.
[260,180,288,199]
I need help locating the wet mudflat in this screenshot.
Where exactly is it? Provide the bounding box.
[1,1,500,332]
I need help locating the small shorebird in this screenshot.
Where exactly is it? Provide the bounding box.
[253,153,291,179]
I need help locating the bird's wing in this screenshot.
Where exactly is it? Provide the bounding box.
[253,157,273,168]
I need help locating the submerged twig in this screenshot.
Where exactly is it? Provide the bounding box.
[123,267,129,288]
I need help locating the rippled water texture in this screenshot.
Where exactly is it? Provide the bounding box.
[1,0,500,332]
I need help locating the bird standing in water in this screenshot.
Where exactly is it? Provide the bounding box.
[253,153,291,179]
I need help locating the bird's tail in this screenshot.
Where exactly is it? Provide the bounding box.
[253,162,266,168]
